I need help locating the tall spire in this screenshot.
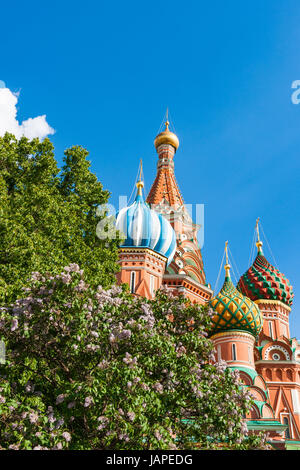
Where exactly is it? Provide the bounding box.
[147,113,182,207]
[147,113,206,288]
[255,218,263,254]
[224,241,231,278]
[136,159,144,196]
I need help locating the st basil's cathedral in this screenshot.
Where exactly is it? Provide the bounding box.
[115,118,300,450]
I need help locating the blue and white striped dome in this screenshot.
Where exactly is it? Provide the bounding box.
[116,182,176,265]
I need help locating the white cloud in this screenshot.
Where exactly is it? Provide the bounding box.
[0,85,55,140]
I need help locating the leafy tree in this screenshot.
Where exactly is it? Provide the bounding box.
[0,133,121,305]
[0,266,269,450]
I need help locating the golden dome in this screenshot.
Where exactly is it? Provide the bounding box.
[154,120,179,151]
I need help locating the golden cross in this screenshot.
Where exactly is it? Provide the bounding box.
[139,159,143,182]
[256,217,260,242]
[165,107,169,130]
[225,240,229,265]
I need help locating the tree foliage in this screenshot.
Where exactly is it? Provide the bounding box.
[0,266,268,450]
[0,134,269,450]
[0,133,121,305]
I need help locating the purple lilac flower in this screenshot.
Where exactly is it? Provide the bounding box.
[56,394,65,404]
[62,431,71,442]
[84,396,93,407]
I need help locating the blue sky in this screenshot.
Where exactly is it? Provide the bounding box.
[1,0,300,335]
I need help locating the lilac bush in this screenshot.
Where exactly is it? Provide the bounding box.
[0,265,268,450]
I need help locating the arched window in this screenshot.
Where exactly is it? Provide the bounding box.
[232,344,237,361]
[266,368,272,381]
[248,346,252,364]
[282,324,287,337]
[269,321,273,339]
[130,271,136,294]
[150,274,155,298]
[286,369,293,381]
[283,417,291,439]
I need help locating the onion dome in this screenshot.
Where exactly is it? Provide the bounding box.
[116,179,176,265]
[154,119,179,151]
[237,221,294,306]
[209,242,263,337]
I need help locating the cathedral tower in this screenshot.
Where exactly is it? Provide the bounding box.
[147,117,212,304]
[209,242,286,443]
[209,242,263,374]
[116,175,176,299]
[238,220,300,445]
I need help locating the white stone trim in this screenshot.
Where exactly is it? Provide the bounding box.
[264,381,300,386]
[291,389,300,414]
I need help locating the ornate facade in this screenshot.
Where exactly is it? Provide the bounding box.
[237,231,300,448]
[115,118,299,450]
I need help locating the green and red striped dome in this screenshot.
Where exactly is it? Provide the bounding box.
[237,251,294,307]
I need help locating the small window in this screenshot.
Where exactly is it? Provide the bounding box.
[269,321,273,339]
[283,417,291,439]
[130,271,136,294]
[248,346,252,364]
[282,324,287,337]
[232,344,237,361]
[150,275,155,298]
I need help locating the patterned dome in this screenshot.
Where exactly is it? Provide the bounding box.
[116,181,176,265]
[209,258,263,337]
[237,250,294,307]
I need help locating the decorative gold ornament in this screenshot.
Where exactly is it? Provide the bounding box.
[154,119,179,151]
[255,217,263,253]
[136,159,144,195]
